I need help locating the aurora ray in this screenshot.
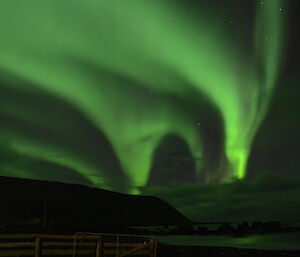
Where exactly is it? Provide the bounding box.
[0,0,285,192]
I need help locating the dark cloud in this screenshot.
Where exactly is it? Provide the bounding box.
[140,172,300,222]
[147,134,197,186]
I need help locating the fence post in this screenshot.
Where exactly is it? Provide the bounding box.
[35,237,41,257]
[149,239,153,257]
[149,237,158,257]
[153,237,158,257]
[96,236,101,257]
[116,235,119,257]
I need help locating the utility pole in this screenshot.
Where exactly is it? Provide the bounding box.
[43,199,47,228]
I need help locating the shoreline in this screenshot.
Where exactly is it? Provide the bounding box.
[158,243,300,257]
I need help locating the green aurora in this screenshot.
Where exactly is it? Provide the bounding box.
[0,0,286,192]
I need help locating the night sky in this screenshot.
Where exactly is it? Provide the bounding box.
[0,0,299,222]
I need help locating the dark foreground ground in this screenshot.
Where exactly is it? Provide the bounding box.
[158,244,300,257]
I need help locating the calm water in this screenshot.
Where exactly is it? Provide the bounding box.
[159,232,300,250]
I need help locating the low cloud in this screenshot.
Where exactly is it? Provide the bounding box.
[139,172,300,222]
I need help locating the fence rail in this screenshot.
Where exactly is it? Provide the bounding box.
[0,233,157,257]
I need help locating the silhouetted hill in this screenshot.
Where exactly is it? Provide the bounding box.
[0,176,191,229]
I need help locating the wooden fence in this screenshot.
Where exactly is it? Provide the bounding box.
[0,233,157,257]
